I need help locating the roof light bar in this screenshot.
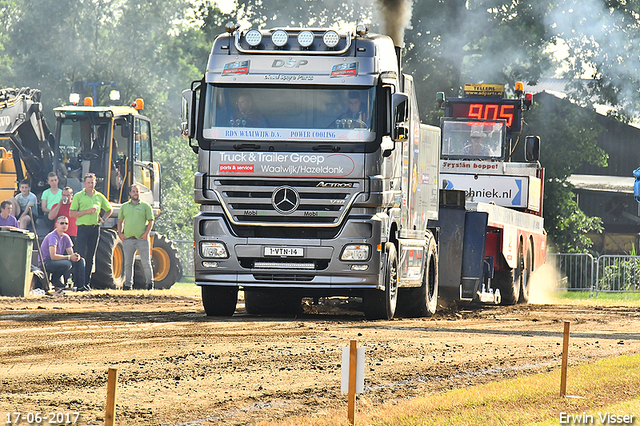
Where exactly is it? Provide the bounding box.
[297,30,314,48]
[245,29,262,47]
[271,30,289,47]
[323,30,340,48]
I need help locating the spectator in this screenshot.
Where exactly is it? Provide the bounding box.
[69,173,112,290]
[118,184,155,290]
[0,200,19,230]
[40,216,85,294]
[48,187,77,242]
[41,172,63,231]
[9,180,37,229]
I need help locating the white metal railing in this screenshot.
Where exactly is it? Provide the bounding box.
[548,253,640,295]
[596,255,640,294]
[547,253,596,294]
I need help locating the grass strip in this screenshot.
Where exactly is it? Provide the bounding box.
[258,353,640,426]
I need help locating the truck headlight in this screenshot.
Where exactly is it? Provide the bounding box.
[201,242,228,259]
[341,244,370,261]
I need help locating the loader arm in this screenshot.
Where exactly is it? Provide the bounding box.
[0,87,54,193]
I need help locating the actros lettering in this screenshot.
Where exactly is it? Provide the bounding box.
[317,182,353,188]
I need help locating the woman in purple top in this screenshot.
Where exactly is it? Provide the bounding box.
[41,216,86,291]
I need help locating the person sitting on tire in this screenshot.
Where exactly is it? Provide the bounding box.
[117,184,155,290]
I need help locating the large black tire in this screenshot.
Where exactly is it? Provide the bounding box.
[397,237,438,317]
[133,233,179,289]
[202,285,238,316]
[364,242,398,320]
[244,289,302,315]
[496,246,523,305]
[519,242,533,303]
[92,229,125,289]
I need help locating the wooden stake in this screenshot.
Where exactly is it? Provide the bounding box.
[348,340,357,426]
[105,367,118,426]
[560,321,570,397]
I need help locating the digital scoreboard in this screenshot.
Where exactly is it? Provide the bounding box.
[448,98,522,133]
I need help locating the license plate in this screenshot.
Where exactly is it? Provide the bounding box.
[264,247,304,257]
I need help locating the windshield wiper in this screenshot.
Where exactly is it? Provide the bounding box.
[233,143,261,150]
[312,144,341,152]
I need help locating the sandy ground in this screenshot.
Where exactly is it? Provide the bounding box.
[1,288,640,425]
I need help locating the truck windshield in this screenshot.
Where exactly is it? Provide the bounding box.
[202,85,376,142]
[440,120,505,160]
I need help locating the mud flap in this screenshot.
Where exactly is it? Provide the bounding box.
[460,211,488,300]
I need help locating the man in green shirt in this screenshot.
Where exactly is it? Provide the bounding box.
[69,173,112,290]
[118,184,154,290]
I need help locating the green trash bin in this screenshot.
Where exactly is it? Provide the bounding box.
[0,230,35,296]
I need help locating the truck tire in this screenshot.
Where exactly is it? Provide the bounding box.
[364,242,398,320]
[397,237,438,317]
[92,229,125,289]
[202,285,238,316]
[132,234,180,289]
[244,289,302,315]
[519,242,533,303]
[496,248,523,305]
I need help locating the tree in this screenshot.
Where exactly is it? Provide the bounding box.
[404,0,557,125]
[522,94,607,252]
[549,0,640,119]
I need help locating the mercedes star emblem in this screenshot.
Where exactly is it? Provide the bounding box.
[272,186,300,214]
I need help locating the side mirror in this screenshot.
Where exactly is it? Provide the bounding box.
[381,136,394,157]
[524,135,540,162]
[181,89,194,139]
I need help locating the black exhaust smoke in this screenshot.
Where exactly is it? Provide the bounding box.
[376,0,413,75]
[376,0,413,48]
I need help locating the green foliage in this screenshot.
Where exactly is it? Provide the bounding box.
[543,178,603,253]
[403,0,556,126]
[521,96,607,252]
[550,0,640,117]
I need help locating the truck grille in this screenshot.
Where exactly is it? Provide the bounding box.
[212,178,361,226]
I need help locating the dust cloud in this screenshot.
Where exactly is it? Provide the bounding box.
[529,262,563,304]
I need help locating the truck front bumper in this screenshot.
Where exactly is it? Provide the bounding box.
[194,213,384,294]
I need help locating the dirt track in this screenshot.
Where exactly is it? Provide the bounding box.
[1,290,640,426]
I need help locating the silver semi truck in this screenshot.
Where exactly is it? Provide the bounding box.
[182,25,441,319]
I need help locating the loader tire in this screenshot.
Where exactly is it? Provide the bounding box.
[92,229,125,289]
[133,234,180,289]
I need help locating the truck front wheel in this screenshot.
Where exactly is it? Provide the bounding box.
[364,242,398,320]
[202,285,238,316]
[397,237,438,317]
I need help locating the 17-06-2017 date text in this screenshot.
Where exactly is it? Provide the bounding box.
[5,412,80,424]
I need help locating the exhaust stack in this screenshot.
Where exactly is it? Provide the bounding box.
[376,0,413,87]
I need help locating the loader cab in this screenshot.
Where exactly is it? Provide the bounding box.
[53,104,160,210]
